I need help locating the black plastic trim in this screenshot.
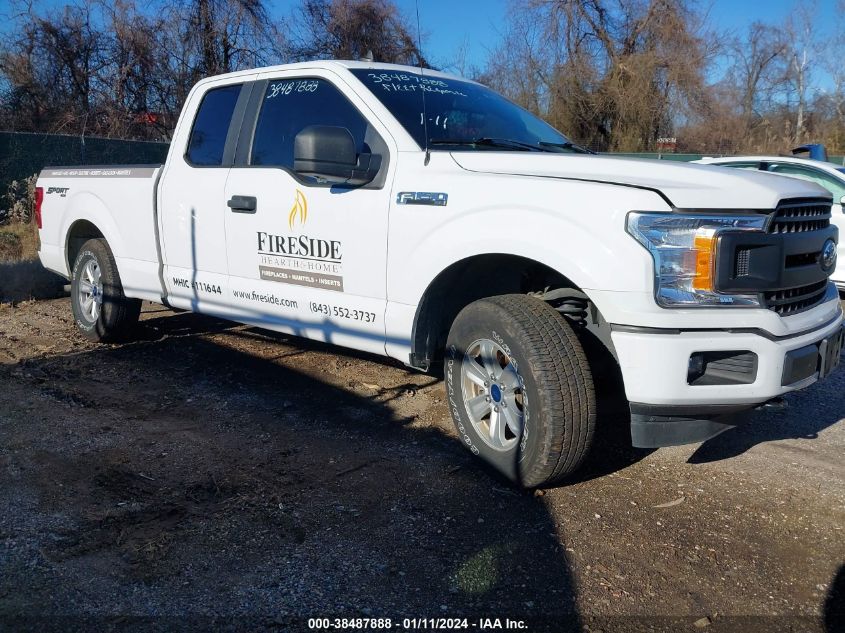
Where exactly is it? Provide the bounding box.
[629,403,752,448]
[781,344,819,386]
[234,79,267,166]
[648,195,831,216]
[688,350,758,386]
[716,225,836,293]
[222,82,254,166]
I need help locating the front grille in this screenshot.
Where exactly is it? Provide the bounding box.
[785,252,818,268]
[763,280,829,316]
[769,200,831,234]
[734,247,751,277]
[759,199,833,315]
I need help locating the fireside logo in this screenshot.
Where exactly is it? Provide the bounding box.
[257,190,344,292]
[288,189,308,229]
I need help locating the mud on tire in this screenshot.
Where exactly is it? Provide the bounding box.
[444,294,596,488]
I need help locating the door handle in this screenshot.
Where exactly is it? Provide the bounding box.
[227,195,257,213]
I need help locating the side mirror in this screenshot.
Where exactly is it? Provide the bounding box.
[839,195,845,206]
[294,125,381,186]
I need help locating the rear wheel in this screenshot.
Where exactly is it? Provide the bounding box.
[444,294,596,488]
[70,238,141,342]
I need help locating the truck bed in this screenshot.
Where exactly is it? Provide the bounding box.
[37,164,164,302]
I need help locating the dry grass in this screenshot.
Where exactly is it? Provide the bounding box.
[0,220,40,262]
[0,221,62,304]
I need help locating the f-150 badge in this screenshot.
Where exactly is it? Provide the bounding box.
[396,192,448,206]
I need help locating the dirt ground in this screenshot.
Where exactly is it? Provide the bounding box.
[0,297,843,632]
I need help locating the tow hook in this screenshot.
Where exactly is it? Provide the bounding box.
[756,397,788,411]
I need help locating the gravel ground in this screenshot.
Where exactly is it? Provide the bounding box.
[0,298,843,633]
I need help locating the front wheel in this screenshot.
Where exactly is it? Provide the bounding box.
[71,238,141,342]
[444,294,596,488]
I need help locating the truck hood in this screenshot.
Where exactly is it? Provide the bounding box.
[450,153,830,210]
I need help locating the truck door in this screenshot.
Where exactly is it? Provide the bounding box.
[223,71,395,354]
[158,78,255,315]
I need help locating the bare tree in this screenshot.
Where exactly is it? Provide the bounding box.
[482,0,714,152]
[0,0,285,139]
[288,0,424,65]
[782,1,817,145]
[0,1,106,134]
[1,0,843,155]
[727,22,786,130]
[815,0,845,151]
[477,4,552,117]
[183,0,282,76]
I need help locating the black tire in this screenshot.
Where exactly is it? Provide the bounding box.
[444,294,596,488]
[70,238,141,342]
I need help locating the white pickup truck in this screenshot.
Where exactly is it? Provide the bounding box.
[36,61,843,487]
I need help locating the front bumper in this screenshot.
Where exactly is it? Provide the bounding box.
[611,303,844,447]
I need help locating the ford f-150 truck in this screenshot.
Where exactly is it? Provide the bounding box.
[36,61,843,488]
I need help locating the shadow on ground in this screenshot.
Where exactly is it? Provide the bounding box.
[687,363,845,464]
[0,259,64,303]
[0,310,583,630]
[826,564,845,633]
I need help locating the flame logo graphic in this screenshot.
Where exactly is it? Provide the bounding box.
[288,189,308,229]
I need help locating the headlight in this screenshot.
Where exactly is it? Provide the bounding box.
[627,212,768,307]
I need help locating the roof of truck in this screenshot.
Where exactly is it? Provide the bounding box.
[193,60,470,87]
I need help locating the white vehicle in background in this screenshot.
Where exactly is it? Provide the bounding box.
[696,155,845,291]
[33,61,843,488]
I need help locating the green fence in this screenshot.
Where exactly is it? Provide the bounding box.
[0,131,170,190]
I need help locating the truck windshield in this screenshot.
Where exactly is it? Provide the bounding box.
[349,69,585,153]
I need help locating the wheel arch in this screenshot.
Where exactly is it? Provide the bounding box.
[410,253,611,371]
[65,219,105,273]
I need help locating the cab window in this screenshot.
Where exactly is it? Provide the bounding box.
[185,84,242,166]
[250,78,369,169]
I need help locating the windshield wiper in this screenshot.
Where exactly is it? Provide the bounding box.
[538,141,595,154]
[430,137,592,154]
[429,137,544,152]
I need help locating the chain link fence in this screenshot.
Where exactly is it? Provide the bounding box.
[1,131,169,193]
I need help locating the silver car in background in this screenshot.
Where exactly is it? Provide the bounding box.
[697,155,845,292]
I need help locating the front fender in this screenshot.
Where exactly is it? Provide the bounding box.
[388,199,658,315]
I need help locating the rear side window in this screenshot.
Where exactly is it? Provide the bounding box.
[250,78,368,169]
[186,84,242,166]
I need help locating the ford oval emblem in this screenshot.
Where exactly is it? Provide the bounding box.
[822,239,837,271]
